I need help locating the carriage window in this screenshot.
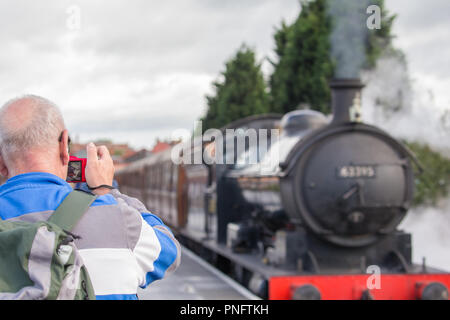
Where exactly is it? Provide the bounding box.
[146,166,153,188]
[167,162,173,191]
[172,165,178,187]
[149,166,155,188]
[161,162,170,190]
[155,164,162,188]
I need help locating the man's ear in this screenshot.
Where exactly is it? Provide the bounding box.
[0,155,9,177]
[59,129,70,166]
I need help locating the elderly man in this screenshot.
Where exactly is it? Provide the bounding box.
[0,95,181,300]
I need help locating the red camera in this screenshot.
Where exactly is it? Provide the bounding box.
[67,156,87,183]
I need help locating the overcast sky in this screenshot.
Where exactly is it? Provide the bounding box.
[0,0,448,149]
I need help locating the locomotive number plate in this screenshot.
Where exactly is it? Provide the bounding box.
[337,165,376,178]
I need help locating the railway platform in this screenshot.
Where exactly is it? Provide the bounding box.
[138,246,260,300]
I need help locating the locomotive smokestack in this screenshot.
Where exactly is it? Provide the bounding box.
[330,78,364,124]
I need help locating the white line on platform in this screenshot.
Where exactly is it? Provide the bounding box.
[181,245,262,300]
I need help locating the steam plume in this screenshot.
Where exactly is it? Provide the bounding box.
[328,0,371,79]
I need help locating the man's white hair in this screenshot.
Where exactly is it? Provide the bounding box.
[0,95,65,157]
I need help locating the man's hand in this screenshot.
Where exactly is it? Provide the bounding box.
[85,142,115,196]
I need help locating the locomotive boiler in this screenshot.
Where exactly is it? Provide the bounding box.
[115,78,450,300]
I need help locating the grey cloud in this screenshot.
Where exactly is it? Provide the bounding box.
[387,0,450,32]
[387,0,450,79]
[0,0,448,149]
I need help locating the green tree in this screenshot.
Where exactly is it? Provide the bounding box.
[269,0,334,114]
[202,45,270,131]
[405,141,450,206]
[269,0,397,114]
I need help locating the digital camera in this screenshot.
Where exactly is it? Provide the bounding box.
[67,156,87,183]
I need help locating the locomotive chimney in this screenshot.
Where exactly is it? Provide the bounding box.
[330,78,364,124]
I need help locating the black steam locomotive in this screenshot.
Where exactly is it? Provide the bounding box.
[116,79,450,300]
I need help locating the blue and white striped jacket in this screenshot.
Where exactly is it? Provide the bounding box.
[0,172,181,300]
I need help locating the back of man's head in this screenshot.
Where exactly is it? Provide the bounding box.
[0,95,65,161]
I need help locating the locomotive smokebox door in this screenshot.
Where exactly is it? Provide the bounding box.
[282,124,415,247]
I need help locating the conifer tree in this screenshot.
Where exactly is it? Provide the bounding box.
[269,0,397,114]
[202,45,270,131]
[269,0,333,114]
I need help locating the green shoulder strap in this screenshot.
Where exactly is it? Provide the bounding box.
[48,190,97,231]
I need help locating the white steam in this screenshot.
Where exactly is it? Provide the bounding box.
[361,52,450,155]
[399,197,450,271]
[328,0,371,78]
[361,51,450,270]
